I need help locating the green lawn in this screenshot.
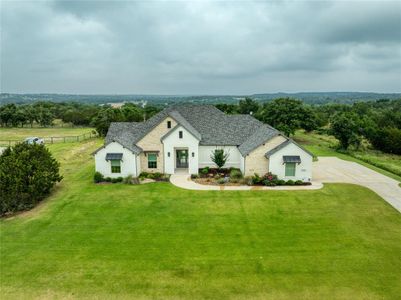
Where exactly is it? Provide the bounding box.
[1,140,401,299]
[0,127,95,142]
[294,130,401,183]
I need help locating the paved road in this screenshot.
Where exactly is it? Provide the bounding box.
[313,157,401,213]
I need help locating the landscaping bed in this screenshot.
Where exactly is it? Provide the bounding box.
[192,167,311,187]
[93,171,170,185]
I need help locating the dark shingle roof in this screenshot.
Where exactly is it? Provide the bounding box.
[167,110,201,140]
[238,124,279,155]
[103,104,279,156]
[105,122,144,154]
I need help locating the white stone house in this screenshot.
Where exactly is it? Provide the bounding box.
[93,104,313,181]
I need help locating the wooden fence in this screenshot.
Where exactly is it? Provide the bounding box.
[0,132,98,147]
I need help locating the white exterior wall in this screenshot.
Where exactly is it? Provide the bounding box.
[198,146,241,169]
[268,143,313,181]
[94,142,138,178]
[162,125,200,174]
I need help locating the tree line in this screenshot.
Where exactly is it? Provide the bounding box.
[0,102,162,134]
[216,97,401,155]
[1,98,400,155]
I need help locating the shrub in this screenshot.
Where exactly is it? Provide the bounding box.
[295,180,304,185]
[0,143,63,216]
[229,178,239,183]
[149,172,162,180]
[217,178,225,184]
[139,172,149,179]
[262,172,278,183]
[104,177,112,182]
[251,173,262,185]
[214,174,221,180]
[191,174,199,179]
[132,177,140,185]
[286,180,295,185]
[276,179,286,186]
[263,180,276,186]
[94,171,104,183]
[210,149,230,169]
[200,167,209,176]
[230,169,243,180]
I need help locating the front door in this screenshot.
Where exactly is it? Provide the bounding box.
[176,149,189,168]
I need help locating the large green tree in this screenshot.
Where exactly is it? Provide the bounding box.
[257,98,317,136]
[0,143,62,215]
[329,112,362,150]
[91,107,125,136]
[238,97,259,115]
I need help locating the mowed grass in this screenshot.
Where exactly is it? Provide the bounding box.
[1,140,401,299]
[0,127,95,141]
[294,130,401,183]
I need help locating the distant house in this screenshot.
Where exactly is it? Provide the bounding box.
[93,104,313,180]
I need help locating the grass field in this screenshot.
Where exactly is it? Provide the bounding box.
[1,140,401,299]
[0,127,95,141]
[294,130,401,183]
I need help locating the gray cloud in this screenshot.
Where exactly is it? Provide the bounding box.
[1,0,400,94]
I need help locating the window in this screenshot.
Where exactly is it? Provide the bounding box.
[179,131,183,138]
[285,162,296,176]
[192,152,194,157]
[168,152,170,157]
[111,160,121,173]
[148,153,157,168]
[167,121,171,128]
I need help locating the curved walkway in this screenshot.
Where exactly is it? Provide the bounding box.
[169,174,323,191]
[170,157,401,213]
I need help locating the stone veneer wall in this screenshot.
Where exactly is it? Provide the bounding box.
[137,116,177,173]
[244,135,287,176]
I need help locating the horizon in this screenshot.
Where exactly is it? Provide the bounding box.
[2,91,401,97]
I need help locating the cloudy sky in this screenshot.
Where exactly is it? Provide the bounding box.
[1,0,400,94]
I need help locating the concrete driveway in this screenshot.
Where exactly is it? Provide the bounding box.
[313,157,401,213]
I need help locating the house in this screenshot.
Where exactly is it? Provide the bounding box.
[93,104,313,181]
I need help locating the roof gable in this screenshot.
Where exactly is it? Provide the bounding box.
[104,104,280,152]
[264,139,314,158]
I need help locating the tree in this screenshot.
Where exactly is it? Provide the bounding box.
[238,97,259,115]
[143,105,161,121]
[257,98,315,136]
[329,112,362,150]
[0,104,17,127]
[210,149,230,169]
[0,143,62,215]
[215,103,238,114]
[368,127,401,155]
[91,107,125,136]
[121,103,144,122]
